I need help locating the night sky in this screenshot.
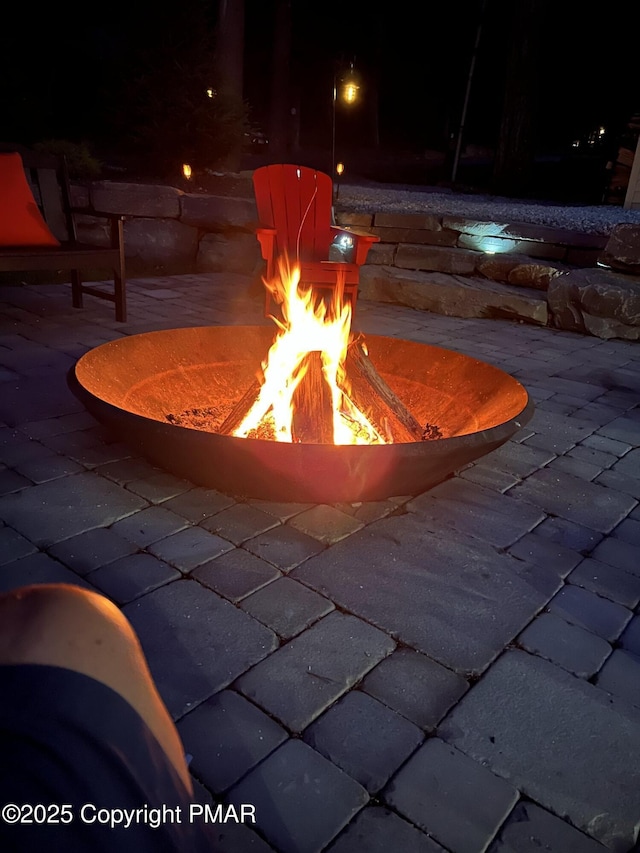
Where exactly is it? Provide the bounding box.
[1,1,637,168]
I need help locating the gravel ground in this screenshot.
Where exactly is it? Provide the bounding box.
[335,181,640,236]
[193,168,640,237]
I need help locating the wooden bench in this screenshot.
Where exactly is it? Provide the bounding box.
[0,144,127,321]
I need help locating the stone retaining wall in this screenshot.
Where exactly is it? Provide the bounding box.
[71,179,640,341]
[71,180,262,276]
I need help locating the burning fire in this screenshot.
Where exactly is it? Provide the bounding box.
[233,257,387,445]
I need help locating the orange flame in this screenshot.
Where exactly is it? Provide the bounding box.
[234,256,386,445]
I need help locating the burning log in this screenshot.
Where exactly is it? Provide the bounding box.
[291,351,334,444]
[219,379,261,435]
[345,338,425,443]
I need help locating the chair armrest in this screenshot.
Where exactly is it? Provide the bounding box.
[255,226,277,261]
[69,210,126,250]
[330,226,380,266]
[70,209,126,221]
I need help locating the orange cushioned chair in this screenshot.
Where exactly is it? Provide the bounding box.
[252,163,379,318]
[0,145,127,321]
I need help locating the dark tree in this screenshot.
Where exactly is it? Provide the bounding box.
[492,0,546,195]
[268,0,293,160]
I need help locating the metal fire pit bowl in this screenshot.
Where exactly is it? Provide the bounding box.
[68,325,534,503]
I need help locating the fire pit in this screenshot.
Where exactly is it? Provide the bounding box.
[68,324,533,503]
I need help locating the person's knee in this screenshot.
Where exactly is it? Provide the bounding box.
[0,583,192,792]
[0,583,138,669]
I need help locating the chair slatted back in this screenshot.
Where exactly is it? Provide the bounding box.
[253,164,334,263]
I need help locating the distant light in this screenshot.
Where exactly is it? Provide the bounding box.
[572,140,580,148]
[336,162,345,176]
[182,164,192,180]
[343,82,358,104]
[206,88,217,99]
[598,126,606,137]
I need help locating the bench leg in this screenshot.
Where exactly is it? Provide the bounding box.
[70,270,83,308]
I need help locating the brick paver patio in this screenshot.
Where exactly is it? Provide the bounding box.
[0,273,639,852]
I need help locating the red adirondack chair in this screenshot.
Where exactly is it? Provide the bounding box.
[252,164,379,317]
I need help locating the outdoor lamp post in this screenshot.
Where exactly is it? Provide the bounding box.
[332,62,360,203]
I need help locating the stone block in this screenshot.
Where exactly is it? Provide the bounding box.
[446,217,604,250]
[47,528,138,575]
[336,211,374,227]
[288,504,364,544]
[123,579,278,718]
[369,226,458,246]
[365,242,396,265]
[0,527,37,565]
[180,193,257,229]
[488,800,609,853]
[90,181,183,217]
[226,740,368,853]
[69,182,90,209]
[293,514,557,676]
[408,478,546,550]
[395,243,479,275]
[303,691,423,793]
[439,649,640,850]
[74,214,113,248]
[620,616,640,656]
[359,265,548,325]
[240,576,334,639]
[201,503,280,546]
[0,552,97,596]
[475,253,533,282]
[459,233,566,261]
[595,648,640,707]
[0,472,147,547]
[373,212,441,230]
[517,611,611,678]
[196,231,261,274]
[148,526,234,571]
[326,806,447,853]
[163,488,236,522]
[177,689,288,793]
[384,737,518,853]
[547,268,640,340]
[598,223,640,274]
[111,505,190,547]
[590,537,640,577]
[547,583,632,641]
[242,524,326,572]
[193,549,280,602]
[362,648,469,729]
[123,217,199,270]
[507,262,564,290]
[508,468,636,533]
[87,552,180,603]
[235,610,395,731]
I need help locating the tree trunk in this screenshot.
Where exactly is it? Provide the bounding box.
[213,0,245,170]
[213,0,245,100]
[268,0,292,160]
[492,0,545,196]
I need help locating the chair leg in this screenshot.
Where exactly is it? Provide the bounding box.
[70,270,83,308]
